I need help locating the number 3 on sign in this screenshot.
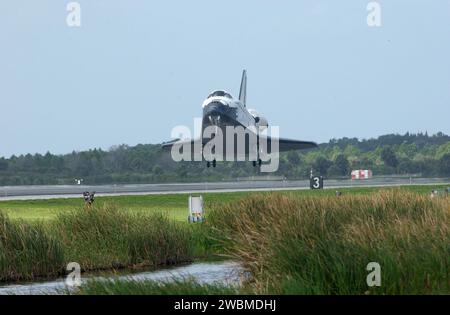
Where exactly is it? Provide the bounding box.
[310,176,323,189]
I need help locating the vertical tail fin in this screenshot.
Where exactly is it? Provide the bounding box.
[239,69,247,107]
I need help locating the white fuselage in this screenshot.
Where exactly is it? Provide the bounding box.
[200,90,268,161]
[201,90,255,130]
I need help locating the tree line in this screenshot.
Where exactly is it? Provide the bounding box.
[0,132,449,185]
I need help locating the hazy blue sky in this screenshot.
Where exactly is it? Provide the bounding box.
[1,1,449,157]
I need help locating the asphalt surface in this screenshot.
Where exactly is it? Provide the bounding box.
[0,177,448,201]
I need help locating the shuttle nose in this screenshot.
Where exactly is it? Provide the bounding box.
[203,101,226,128]
[203,101,226,117]
[203,99,236,127]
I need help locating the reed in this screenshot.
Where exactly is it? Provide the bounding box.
[0,205,197,281]
[52,204,195,271]
[0,213,64,281]
[207,189,450,294]
[77,278,240,295]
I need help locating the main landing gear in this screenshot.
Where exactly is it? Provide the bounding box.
[252,159,262,167]
[206,159,217,168]
[207,159,260,168]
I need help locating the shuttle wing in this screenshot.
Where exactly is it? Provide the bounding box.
[162,136,317,156]
[161,138,203,151]
[261,136,318,153]
[162,138,206,161]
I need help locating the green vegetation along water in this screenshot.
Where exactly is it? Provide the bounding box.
[0,206,198,282]
[0,185,448,294]
[0,261,243,295]
[207,189,450,294]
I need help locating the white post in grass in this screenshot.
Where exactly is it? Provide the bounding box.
[189,195,204,223]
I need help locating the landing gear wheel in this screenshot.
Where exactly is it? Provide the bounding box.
[212,159,216,168]
[206,161,210,168]
[258,158,262,166]
[252,161,257,167]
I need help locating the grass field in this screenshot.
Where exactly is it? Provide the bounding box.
[0,185,447,222]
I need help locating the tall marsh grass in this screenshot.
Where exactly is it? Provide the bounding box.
[0,213,64,281]
[78,278,239,295]
[0,205,196,281]
[52,204,193,271]
[208,189,450,294]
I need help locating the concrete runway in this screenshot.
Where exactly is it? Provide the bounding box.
[0,177,448,201]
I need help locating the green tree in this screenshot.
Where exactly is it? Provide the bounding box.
[314,156,332,176]
[152,165,163,176]
[327,165,343,177]
[287,151,300,165]
[0,158,8,171]
[334,154,350,176]
[439,154,450,176]
[381,147,399,168]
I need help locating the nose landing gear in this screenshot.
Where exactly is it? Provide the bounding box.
[252,159,262,167]
[206,159,217,168]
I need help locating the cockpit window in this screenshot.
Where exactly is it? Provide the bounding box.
[208,90,232,99]
[212,91,225,97]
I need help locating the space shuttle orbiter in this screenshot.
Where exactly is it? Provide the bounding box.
[163,70,317,168]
